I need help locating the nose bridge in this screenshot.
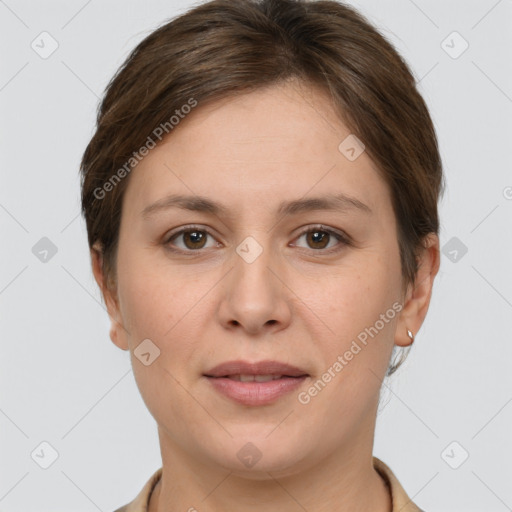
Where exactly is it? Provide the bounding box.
[232,231,277,298]
[218,229,290,333]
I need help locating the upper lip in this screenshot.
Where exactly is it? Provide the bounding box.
[204,360,309,378]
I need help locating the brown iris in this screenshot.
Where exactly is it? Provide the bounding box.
[181,229,207,250]
[306,230,330,249]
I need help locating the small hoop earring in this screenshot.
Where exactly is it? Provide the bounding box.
[406,328,414,342]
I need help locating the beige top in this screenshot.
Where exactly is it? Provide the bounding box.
[113,456,425,512]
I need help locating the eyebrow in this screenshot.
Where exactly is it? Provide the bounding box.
[141,192,372,219]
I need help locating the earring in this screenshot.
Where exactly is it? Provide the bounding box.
[406,328,414,343]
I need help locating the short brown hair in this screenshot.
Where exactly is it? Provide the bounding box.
[80,0,444,375]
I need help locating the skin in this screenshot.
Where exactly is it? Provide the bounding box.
[91,79,440,512]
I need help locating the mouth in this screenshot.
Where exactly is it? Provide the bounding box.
[203,359,309,379]
[203,360,309,406]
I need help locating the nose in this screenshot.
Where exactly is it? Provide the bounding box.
[216,238,292,336]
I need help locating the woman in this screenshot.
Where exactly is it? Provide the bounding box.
[80,0,442,510]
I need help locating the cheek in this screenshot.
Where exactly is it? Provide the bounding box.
[116,258,206,420]
[303,247,401,391]
[117,247,200,339]
[297,262,399,426]
[306,249,400,335]
[116,252,215,385]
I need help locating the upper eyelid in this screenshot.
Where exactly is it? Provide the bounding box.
[165,224,220,243]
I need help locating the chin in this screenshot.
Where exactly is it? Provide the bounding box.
[201,432,311,478]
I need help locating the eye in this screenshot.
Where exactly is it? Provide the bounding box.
[163,224,350,254]
[164,225,219,252]
[292,225,350,253]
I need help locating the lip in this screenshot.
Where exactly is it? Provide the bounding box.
[203,360,309,406]
[204,359,309,378]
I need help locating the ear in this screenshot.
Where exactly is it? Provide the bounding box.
[395,233,440,347]
[90,243,129,351]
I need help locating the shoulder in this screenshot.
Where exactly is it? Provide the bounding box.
[373,456,426,512]
[113,467,163,512]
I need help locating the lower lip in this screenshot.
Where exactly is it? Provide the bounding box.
[204,376,308,406]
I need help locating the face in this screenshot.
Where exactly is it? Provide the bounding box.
[93,79,438,477]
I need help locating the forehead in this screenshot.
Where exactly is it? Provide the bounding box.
[121,80,391,221]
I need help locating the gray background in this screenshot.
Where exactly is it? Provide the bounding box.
[1,0,511,511]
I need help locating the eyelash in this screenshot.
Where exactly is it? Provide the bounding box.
[163,224,352,255]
